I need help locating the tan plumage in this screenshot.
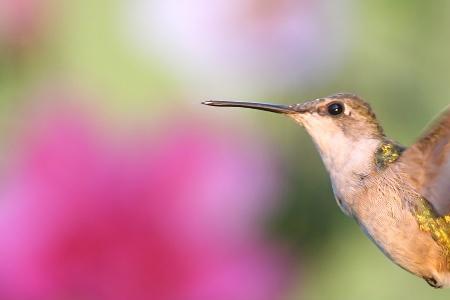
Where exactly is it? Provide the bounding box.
[203,94,450,288]
[401,107,450,216]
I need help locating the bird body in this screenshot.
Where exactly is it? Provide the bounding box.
[351,159,449,288]
[203,93,450,288]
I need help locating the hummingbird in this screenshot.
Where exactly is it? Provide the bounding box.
[202,93,450,288]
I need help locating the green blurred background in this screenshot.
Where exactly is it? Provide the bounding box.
[1,0,450,299]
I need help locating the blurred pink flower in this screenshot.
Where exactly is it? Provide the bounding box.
[125,0,352,95]
[0,0,51,49]
[0,101,294,300]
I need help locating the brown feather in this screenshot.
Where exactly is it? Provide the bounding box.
[400,106,450,216]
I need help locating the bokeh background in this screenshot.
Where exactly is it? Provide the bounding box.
[0,0,449,299]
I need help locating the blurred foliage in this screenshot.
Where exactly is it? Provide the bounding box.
[295,226,450,300]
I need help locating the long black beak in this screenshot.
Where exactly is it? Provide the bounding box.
[202,100,298,114]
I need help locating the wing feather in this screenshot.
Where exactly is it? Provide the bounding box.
[401,106,450,216]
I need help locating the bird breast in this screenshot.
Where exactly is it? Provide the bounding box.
[352,167,450,287]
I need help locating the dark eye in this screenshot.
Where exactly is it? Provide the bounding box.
[327,102,344,116]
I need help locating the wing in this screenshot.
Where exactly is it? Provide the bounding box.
[400,105,450,216]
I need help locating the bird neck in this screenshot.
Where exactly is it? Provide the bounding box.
[315,137,381,194]
[319,137,403,209]
[321,137,379,186]
[374,141,404,169]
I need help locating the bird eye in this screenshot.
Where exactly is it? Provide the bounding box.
[327,102,344,116]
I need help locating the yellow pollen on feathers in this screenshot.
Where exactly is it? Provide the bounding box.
[415,199,450,266]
